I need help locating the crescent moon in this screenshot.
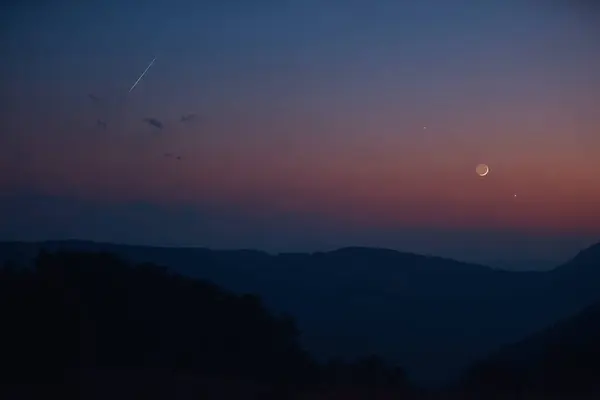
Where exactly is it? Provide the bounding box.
[476,164,489,177]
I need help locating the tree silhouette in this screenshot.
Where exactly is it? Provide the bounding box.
[0,250,418,399]
[0,251,319,397]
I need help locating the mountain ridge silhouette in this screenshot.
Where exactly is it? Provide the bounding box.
[1,239,599,384]
[2,238,598,269]
[460,296,600,396]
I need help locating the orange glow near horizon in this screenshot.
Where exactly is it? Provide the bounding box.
[6,115,599,236]
[2,2,599,240]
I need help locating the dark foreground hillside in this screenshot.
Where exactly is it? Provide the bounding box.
[3,239,600,384]
[456,299,600,399]
[3,249,600,399]
[0,251,414,399]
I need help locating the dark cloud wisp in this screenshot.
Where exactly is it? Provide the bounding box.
[180,113,196,123]
[143,118,164,129]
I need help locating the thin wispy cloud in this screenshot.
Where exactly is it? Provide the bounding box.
[164,152,182,161]
[180,113,196,123]
[143,118,164,129]
[88,94,102,104]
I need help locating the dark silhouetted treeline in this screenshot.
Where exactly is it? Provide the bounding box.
[0,251,414,399]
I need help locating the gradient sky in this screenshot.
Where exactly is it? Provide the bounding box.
[1,0,599,269]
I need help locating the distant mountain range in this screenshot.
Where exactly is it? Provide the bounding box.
[1,239,599,384]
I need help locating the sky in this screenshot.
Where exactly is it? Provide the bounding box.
[1,0,599,269]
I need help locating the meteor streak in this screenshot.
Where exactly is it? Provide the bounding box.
[128,57,156,93]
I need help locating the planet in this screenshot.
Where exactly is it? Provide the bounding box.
[476,163,489,176]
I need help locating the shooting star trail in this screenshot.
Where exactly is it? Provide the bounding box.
[128,57,156,93]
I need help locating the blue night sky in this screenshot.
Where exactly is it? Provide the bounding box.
[1,0,599,269]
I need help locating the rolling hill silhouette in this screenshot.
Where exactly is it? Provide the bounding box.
[0,250,414,399]
[460,297,600,397]
[1,239,599,384]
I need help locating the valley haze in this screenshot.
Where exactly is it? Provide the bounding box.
[0,194,597,271]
